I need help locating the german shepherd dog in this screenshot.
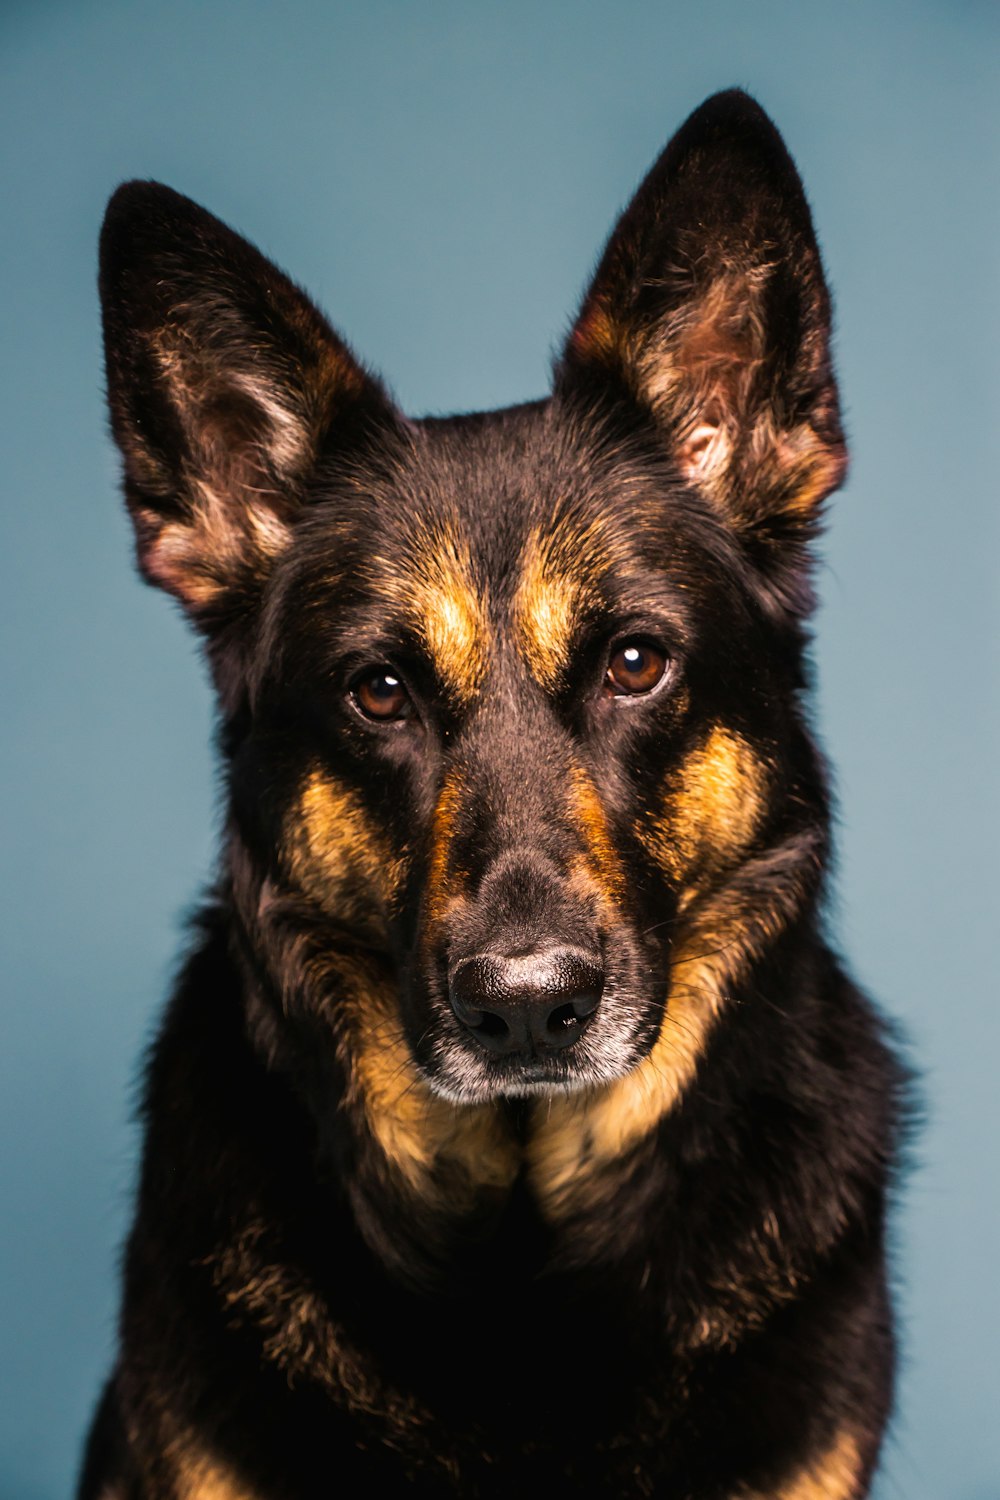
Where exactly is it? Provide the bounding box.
[80,91,905,1498]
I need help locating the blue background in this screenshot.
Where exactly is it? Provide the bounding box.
[1,2,997,1495]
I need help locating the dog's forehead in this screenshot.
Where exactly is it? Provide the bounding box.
[276,401,716,698]
[380,402,635,558]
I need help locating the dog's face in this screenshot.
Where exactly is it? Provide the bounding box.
[232,406,774,1105]
[101,92,843,1114]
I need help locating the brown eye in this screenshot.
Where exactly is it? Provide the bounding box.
[606,641,668,697]
[353,669,411,722]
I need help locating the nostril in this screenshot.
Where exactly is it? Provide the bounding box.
[449,981,517,1051]
[571,990,601,1021]
[543,987,601,1043]
[546,1001,583,1036]
[474,1010,510,1041]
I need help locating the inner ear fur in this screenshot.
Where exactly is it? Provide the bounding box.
[558,90,847,549]
[100,181,394,622]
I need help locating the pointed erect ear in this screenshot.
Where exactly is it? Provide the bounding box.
[558,91,846,550]
[100,182,395,622]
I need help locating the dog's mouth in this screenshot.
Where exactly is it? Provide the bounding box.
[408,942,667,1104]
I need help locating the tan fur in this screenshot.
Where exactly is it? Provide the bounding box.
[284,766,407,930]
[205,1219,424,1427]
[174,1450,260,1500]
[569,297,625,367]
[571,267,845,520]
[740,1430,862,1500]
[345,960,519,1197]
[527,919,740,1214]
[567,765,626,905]
[138,1407,266,1500]
[514,525,603,689]
[684,1207,804,1353]
[135,313,369,617]
[424,769,466,931]
[527,831,819,1217]
[372,527,488,702]
[638,725,768,901]
[139,478,292,611]
[233,824,518,1205]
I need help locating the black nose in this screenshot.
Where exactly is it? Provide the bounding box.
[449,949,604,1057]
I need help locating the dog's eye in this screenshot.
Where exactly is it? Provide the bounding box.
[352,669,412,722]
[606,642,668,697]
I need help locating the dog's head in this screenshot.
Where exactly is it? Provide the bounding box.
[101,92,842,1118]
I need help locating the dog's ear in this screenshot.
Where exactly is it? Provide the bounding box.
[558,91,846,602]
[100,182,394,626]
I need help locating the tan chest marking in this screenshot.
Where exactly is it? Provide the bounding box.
[175,1457,259,1500]
[739,1429,862,1500]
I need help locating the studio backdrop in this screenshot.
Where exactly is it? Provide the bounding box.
[1,2,996,1496]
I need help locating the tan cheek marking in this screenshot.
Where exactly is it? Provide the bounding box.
[423,770,466,932]
[567,767,626,905]
[638,726,767,897]
[740,1430,862,1500]
[278,774,515,1202]
[284,768,407,925]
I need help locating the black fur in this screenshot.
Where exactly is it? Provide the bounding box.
[81,91,906,1498]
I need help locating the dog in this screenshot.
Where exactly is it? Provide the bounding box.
[79,89,905,1498]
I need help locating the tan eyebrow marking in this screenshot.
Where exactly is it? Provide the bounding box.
[365,525,489,702]
[514,524,606,689]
